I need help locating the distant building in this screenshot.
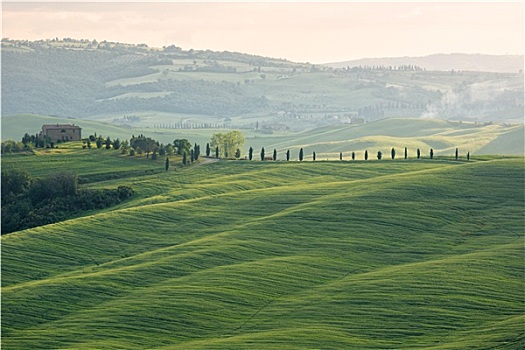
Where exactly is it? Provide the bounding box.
[41,124,82,142]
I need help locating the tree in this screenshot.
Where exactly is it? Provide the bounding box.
[235,148,241,159]
[430,149,434,159]
[29,173,78,203]
[340,152,343,161]
[210,131,246,158]
[404,147,408,159]
[193,143,201,160]
[173,139,191,156]
[182,152,187,165]
[352,152,355,160]
[467,152,470,161]
[377,151,382,160]
[165,144,174,156]
[249,147,253,161]
[21,133,32,147]
[113,138,121,150]
[260,147,265,161]
[151,150,158,160]
[1,169,31,202]
[206,143,211,157]
[286,150,290,161]
[96,136,104,149]
[165,157,169,171]
[391,148,395,160]
[194,143,200,160]
[159,145,166,156]
[105,136,112,149]
[132,135,157,158]
[364,150,368,160]
[215,146,219,158]
[190,149,195,163]
[417,148,421,159]
[273,149,277,161]
[299,148,304,161]
[455,148,459,160]
[313,151,316,161]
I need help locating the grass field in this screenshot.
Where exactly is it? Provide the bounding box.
[2,115,524,159]
[1,148,523,349]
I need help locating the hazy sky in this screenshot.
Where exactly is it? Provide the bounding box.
[2,1,523,63]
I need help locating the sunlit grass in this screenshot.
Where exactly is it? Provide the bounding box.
[1,150,523,349]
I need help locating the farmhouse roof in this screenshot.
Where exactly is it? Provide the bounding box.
[42,124,81,130]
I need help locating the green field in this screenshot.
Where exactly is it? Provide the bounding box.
[2,115,524,159]
[2,148,524,349]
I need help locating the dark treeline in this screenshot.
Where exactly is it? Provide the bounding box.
[1,170,134,234]
[342,65,425,72]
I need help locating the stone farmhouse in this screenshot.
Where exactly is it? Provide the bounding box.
[41,124,82,143]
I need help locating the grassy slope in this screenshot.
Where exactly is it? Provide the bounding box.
[2,114,523,157]
[1,146,172,182]
[2,151,523,349]
[477,126,525,155]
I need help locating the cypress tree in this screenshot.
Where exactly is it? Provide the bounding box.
[364,150,368,160]
[165,157,169,171]
[194,144,200,160]
[391,148,395,160]
[377,151,382,160]
[467,152,470,161]
[215,146,219,159]
[183,152,187,165]
[261,147,265,161]
[430,148,434,159]
[455,148,459,160]
[404,147,407,159]
[417,148,421,159]
[352,151,355,160]
[190,149,194,163]
[249,147,253,161]
[299,148,304,161]
[206,143,211,157]
[340,152,343,161]
[313,151,316,161]
[273,149,277,161]
[286,149,290,161]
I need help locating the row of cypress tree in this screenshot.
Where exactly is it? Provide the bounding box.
[238,147,469,161]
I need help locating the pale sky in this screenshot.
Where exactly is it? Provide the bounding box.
[2,1,523,63]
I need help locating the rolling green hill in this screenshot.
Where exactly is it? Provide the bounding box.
[1,148,524,349]
[3,114,523,157]
[2,38,523,128]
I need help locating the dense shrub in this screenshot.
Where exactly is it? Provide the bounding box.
[1,170,134,234]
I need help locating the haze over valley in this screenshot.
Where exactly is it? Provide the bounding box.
[2,38,524,134]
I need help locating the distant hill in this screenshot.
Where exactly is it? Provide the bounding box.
[324,54,524,73]
[2,39,523,127]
